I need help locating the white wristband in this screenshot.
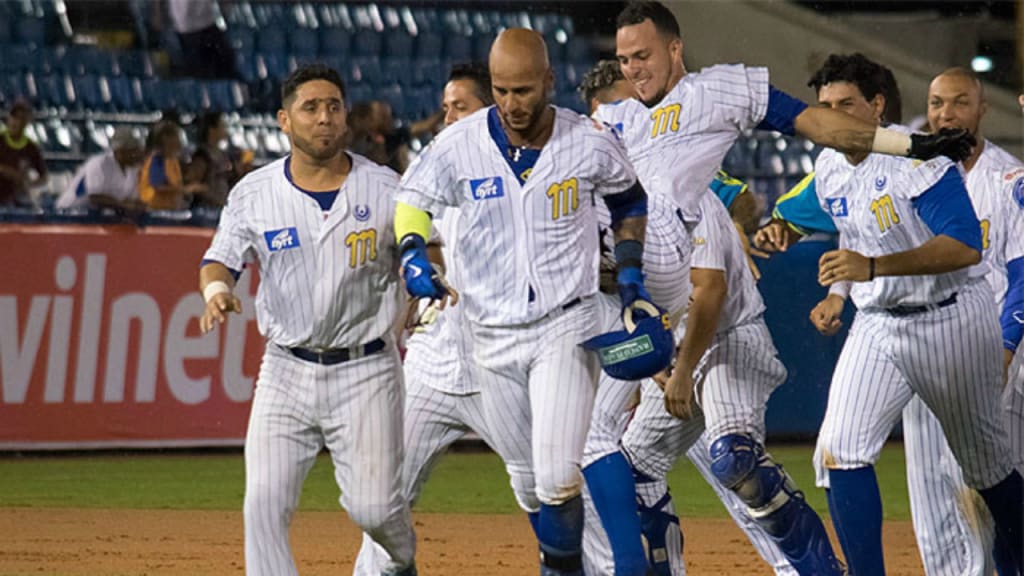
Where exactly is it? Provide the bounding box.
[828,281,851,300]
[203,281,231,303]
[871,127,912,156]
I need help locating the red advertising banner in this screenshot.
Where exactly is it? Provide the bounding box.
[0,224,262,449]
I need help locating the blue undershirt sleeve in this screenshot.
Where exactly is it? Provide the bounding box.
[603,180,648,227]
[755,85,808,137]
[1002,257,1024,352]
[911,167,982,253]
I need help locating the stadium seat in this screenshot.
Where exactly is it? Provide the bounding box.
[384,30,414,59]
[174,79,203,111]
[289,29,319,60]
[444,35,472,61]
[257,28,288,55]
[142,78,176,111]
[381,58,413,87]
[410,59,443,91]
[205,80,244,112]
[115,50,153,78]
[566,37,591,64]
[0,45,35,74]
[34,74,71,109]
[352,29,382,57]
[377,83,405,118]
[13,16,47,49]
[0,16,12,45]
[229,28,256,56]
[319,28,352,57]
[259,52,294,82]
[351,57,382,86]
[107,75,142,112]
[71,75,107,111]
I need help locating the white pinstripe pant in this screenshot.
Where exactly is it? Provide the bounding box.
[816,281,1013,490]
[244,343,414,576]
[471,297,600,506]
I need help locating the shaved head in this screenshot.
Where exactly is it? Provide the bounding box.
[933,66,985,102]
[488,28,555,141]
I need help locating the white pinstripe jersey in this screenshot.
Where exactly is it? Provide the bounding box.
[203,154,401,348]
[403,209,476,395]
[967,141,1024,312]
[691,190,765,330]
[814,144,979,310]
[593,64,769,217]
[597,192,693,316]
[397,105,638,326]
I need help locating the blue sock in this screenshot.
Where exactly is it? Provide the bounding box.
[828,466,884,576]
[978,469,1023,573]
[528,510,540,537]
[583,453,648,576]
[992,530,1017,576]
[537,496,584,575]
[825,488,850,562]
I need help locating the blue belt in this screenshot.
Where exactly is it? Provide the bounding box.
[885,293,958,317]
[287,338,386,365]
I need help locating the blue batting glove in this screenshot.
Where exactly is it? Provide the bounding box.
[617,266,655,319]
[400,234,447,300]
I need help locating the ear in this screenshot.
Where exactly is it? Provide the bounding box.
[669,37,683,61]
[277,108,290,135]
[545,67,555,94]
[870,93,886,123]
[979,99,989,121]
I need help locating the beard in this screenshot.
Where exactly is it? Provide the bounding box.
[501,99,549,138]
[291,131,345,162]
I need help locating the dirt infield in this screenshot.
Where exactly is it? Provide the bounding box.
[0,507,923,575]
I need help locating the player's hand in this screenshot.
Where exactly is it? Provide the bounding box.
[403,296,443,335]
[754,219,798,254]
[810,294,845,336]
[400,235,459,307]
[909,127,976,163]
[617,266,655,317]
[818,249,870,285]
[200,291,243,333]
[663,365,696,420]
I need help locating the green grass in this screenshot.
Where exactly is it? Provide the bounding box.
[0,443,912,520]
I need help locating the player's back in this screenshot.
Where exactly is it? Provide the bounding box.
[594,64,769,216]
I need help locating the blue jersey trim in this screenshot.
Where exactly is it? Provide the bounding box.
[1002,257,1024,352]
[755,85,808,137]
[75,175,87,198]
[911,167,982,252]
[603,180,648,226]
[200,258,242,281]
[708,171,747,209]
[488,107,541,185]
[284,156,339,211]
[773,175,837,235]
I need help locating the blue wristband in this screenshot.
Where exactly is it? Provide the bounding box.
[614,239,644,271]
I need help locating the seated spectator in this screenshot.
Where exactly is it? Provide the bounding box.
[56,127,147,212]
[187,111,252,208]
[0,99,47,207]
[167,0,236,79]
[346,101,438,173]
[139,121,206,210]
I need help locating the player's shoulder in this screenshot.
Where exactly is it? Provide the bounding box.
[979,140,1024,171]
[690,63,766,86]
[997,167,1024,210]
[348,152,400,186]
[557,106,622,147]
[227,157,286,203]
[432,106,491,148]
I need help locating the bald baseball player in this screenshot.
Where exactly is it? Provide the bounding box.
[768,52,1021,575]
[198,64,416,576]
[394,30,662,576]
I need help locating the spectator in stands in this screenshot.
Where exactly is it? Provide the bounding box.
[347,101,442,173]
[0,99,47,207]
[187,111,252,208]
[139,121,206,210]
[167,0,236,79]
[56,126,147,212]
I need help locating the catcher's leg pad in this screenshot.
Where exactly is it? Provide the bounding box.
[538,496,585,576]
[582,453,649,576]
[710,434,844,576]
[633,470,683,576]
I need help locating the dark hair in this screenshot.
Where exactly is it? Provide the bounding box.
[9,98,33,116]
[149,120,179,149]
[578,59,625,104]
[808,53,902,124]
[448,62,493,106]
[616,1,680,38]
[281,63,346,106]
[197,111,224,144]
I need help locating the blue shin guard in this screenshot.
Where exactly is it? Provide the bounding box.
[583,453,649,576]
[828,466,884,576]
[978,469,1023,574]
[537,496,584,576]
[710,434,844,576]
[634,469,682,576]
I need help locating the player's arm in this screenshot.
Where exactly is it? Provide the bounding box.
[395,202,457,306]
[199,261,242,334]
[757,85,973,162]
[819,167,982,284]
[754,173,832,253]
[1002,257,1024,376]
[603,180,656,314]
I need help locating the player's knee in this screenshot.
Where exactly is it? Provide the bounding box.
[710,434,787,510]
[509,473,541,513]
[243,481,293,524]
[535,465,584,506]
[347,498,402,534]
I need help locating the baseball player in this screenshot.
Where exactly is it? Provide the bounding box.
[578,58,797,576]
[197,64,417,576]
[768,53,1021,575]
[352,62,544,576]
[394,29,664,576]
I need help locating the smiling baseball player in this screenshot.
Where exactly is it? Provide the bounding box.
[198,64,416,576]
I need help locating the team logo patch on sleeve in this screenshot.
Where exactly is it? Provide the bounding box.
[826,197,849,217]
[1014,177,1024,209]
[470,177,505,200]
[264,227,300,251]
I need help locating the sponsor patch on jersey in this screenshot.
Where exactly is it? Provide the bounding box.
[354,204,371,222]
[874,175,887,191]
[264,227,300,252]
[1014,177,1024,209]
[826,197,848,218]
[470,177,505,200]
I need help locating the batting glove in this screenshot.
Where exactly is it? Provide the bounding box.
[909,127,976,162]
[399,234,449,300]
[617,265,658,323]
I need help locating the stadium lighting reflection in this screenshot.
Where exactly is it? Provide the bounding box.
[971,56,993,73]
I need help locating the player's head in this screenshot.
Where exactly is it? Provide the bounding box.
[197,111,227,146]
[808,53,897,126]
[150,120,182,157]
[927,67,986,138]
[443,62,492,126]
[615,1,684,107]
[489,28,554,135]
[5,98,33,138]
[278,63,347,163]
[578,59,636,115]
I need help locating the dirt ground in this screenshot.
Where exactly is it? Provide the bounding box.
[0,508,924,575]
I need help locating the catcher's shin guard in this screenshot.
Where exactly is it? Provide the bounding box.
[381,565,417,576]
[638,491,683,576]
[538,497,585,576]
[710,434,843,576]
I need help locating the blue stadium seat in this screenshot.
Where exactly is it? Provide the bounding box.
[415,32,442,60]
[756,139,786,175]
[107,75,142,112]
[444,35,472,61]
[347,82,372,105]
[205,80,244,112]
[0,45,35,73]
[0,16,12,45]
[381,58,413,87]
[377,83,405,118]
[234,52,261,84]
[566,37,591,64]
[142,78,176,111]
[289,29,319,60]
[257,27,288,55]
[351,57,382,86]
[352,29,382,57]
[411,59,443,91]
[319,28,352,57]
[229,27,256,56]
[259,52,294,82]
[384,30,414,59]
[472,33,495,62]
[115,50,153,78]
[173,79,202,111]
[35,74,71,109]
[81,48,118,77]
[13,16,47,49]
[72,75,107,111]
[722,139,756,177]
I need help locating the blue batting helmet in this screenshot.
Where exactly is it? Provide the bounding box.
[583,301,674,381]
